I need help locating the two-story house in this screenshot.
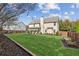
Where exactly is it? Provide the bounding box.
[28,16,59,34]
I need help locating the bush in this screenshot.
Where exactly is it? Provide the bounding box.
[56,31,59,36]
[27,30,33,34]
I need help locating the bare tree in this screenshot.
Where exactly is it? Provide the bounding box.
[0,3,37,31]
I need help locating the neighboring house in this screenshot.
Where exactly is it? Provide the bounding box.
[28,16,59,34]
[3,21,26,32]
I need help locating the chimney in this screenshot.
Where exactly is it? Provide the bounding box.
[40,17,44,34]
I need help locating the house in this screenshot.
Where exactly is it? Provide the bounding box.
[28,16,59,34]
[3,21,26,33]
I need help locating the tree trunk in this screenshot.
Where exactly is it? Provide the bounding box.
[0,23,4,34]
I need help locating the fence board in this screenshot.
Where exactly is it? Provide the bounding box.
[68,32,79,42]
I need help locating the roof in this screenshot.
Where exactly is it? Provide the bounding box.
[29,16,59,25]
[30,19,40,24]
[44,16,59,23]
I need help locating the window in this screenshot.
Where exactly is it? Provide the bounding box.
[45,29,47,32]
[54,22,56,26]
[29,25,34,28]
[35,24,39,27]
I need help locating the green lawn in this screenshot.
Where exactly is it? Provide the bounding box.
[7,33,79,56]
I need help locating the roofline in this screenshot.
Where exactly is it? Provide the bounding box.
[28,16,59,25]
[29,21,58,25]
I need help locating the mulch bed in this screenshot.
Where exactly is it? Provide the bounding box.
[62,39,79,49]
[0,34,32,56]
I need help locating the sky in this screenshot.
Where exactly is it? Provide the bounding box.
[18,3,79,25]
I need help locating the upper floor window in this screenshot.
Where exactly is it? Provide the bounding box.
[54,22,56,26]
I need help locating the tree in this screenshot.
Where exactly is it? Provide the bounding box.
[70,21,76,32]
[59,19,72,31]
[3,17,18,30]
[59,18,79,32]
[75,20,79,32]
[0,3,37,31]
[59,20,63,31]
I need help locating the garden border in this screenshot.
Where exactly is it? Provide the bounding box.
[4,34,36,56]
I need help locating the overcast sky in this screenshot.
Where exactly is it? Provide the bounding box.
[18,3,79,25]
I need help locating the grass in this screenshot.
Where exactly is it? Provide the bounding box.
[7,33,79,56]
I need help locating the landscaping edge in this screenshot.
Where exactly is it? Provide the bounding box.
[4,34,36,56]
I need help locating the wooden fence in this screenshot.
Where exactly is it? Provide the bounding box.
[58,31,68,37]
[59,31,79,42]
[68,32,79,42]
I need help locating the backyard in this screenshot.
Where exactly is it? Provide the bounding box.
[7,33,79,56]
